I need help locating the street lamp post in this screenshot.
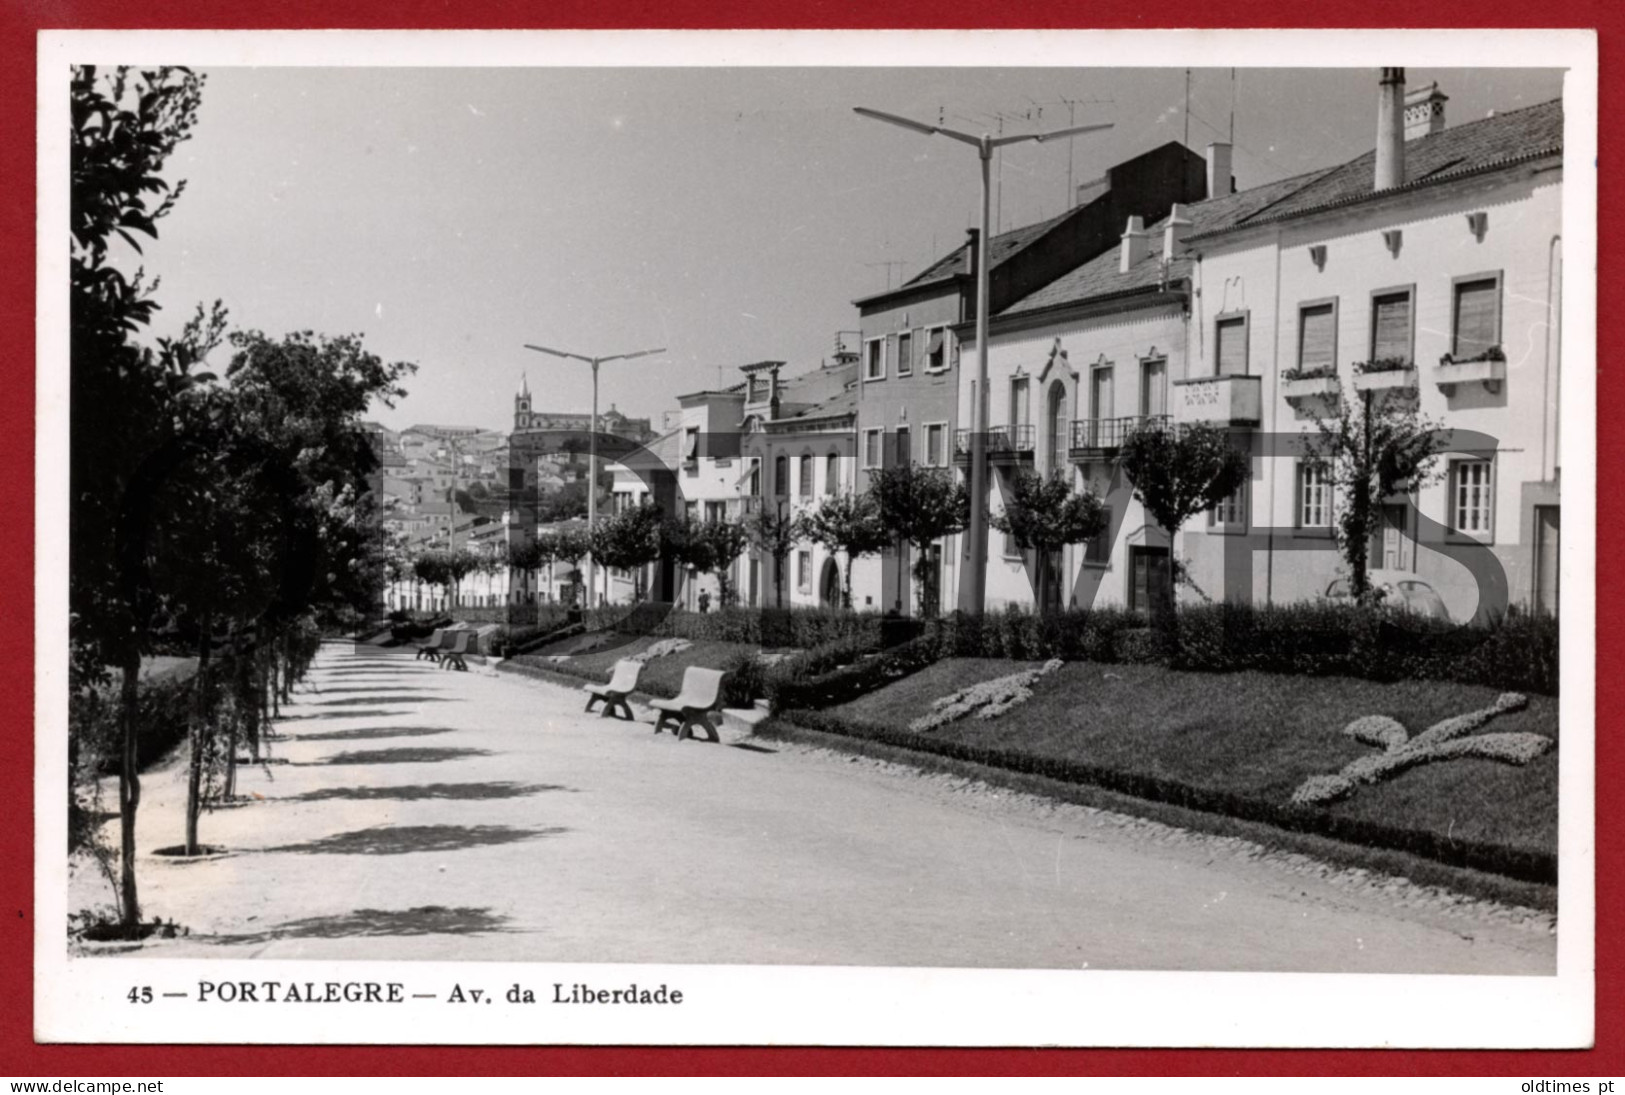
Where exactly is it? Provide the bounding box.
[522,343,665,608]
[853,107,1111,616]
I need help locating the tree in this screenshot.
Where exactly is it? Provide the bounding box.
[508,538,549,605]
[549,527,591,607]
[443,549,480,608]
[697,520,751,608]
[590,502,665,602]
[69,64,207,931]
[870,465,970,617]
[990,470,1108,615]
[747,506,805,608]
[414,551,449,609]
[1118,421,1250,630]
[803,491,890,609]
[1305,386,1444,604]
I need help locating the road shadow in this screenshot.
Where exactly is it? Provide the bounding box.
[289,781,575,802]
[305,686,443,696]
[266,824,566,856]
[311,746,492,765]
[288,726,455,742]
[205,905,512,945]
[317,695,451,707]
[729,742,778,754]
[278,709,409,722]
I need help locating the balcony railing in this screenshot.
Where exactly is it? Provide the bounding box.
[1069,415,1172,453]
[953,423,1036,459]
[1172,374,1263,427]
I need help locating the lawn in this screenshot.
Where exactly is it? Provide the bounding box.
[510,636,764,700]
[826,658,1559,879]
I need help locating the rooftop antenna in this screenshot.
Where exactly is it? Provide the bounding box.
[864,258,907,291]
[1229,67,1237,143]
[1184,69,1192,150]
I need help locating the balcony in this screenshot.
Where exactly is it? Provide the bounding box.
[1172,374,1263,427]
[1069,415,1172,457]
[953,423,1035,465]
[1433,352,1506,395]
[1280,373,1341,404]
[1351,362,1418,394]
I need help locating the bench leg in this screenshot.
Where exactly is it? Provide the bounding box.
[585,693,602,714]
[678,711,720,743]
[611,698,634,721]
[653,710,674,734]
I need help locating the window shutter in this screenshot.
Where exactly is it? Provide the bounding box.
[1371,292,1412,362]
[1216,317,1247,375]
[1298,304,1335,369]
[1453,279,1499,356]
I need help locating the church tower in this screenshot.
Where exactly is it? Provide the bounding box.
[514,374,532,430]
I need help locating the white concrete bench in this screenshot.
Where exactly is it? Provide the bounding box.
[584,659,642,721]
[651,667,726,742]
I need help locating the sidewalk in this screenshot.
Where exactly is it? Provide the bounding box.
[74,641,1555,972]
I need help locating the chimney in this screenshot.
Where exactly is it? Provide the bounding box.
[1120,216,1149,273]
[1162,203,1194,259]
[1205,142,1233,201]
[1405,81,1449,140]
[1375,67,1407,191]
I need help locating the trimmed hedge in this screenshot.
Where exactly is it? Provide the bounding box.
[772,706,1555,884]
[1172,603,1559,696]
[769,632,945,713]
[584,604,885,650]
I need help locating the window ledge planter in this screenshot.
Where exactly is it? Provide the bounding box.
[1352,367,1419,393]
[1281,374,1341,402]
[1435,356,1507,395]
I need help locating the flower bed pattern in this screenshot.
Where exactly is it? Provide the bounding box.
[1292,691,1551,805]
[909,659,1063,732]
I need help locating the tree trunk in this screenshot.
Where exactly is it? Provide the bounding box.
[1351,392,1376,603]
[842,555,855,611]
[1033,550,1047,617]
[184,611,212,856]
[116,657,141,930]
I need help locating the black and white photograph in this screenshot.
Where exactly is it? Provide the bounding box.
[36,30,1596,1047]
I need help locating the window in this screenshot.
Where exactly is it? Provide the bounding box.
[797,550,812,594]
[774,455,789,496]
[1298,301,1337,371]
[683,426,700,462]
[1298,461,1333,529]
[1010,376,1031,429]
[863,428,884,469]
[924,423,946,468]
[897,330,914,376]
[926,328,947,372]
[1451,458,1495,538]
[705,501,726,523]
[1216,314,1249,376]
[864,338,885,381]
[685,500,699,521]
[825,453,839,495]
[1085,505,1113,565]
[1208,480,1248,533]
[798,454,813,498]
[1452,275,1502,358]
[895,426,911,467]
[1091,365,1114,421]
[1370,288,1413,363]
[1141,359,1167,419]
[748,457,761,496]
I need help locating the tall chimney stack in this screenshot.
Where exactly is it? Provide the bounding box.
[1120,216,1149,274]
[1205,142,1233,200]
[1375,67,1407,191]
[1405,82,1449,140]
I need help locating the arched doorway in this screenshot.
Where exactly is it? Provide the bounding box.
[1046,379,1068,474]
[819,557,841,608]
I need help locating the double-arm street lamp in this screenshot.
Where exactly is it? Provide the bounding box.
[522,343,666,607]
[853,106,1112,616]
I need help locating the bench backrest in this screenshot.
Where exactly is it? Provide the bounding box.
[422,628,444,647]
[606,659,643,693]
[444,631,472,655]
[438,630,462,649]
[674,666,725,711]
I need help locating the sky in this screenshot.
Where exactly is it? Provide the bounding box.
[129,63,1566,434]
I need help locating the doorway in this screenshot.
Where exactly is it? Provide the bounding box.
[1128,546,1171,616]
[1369,503,1415,572]
[820,557,842,608]
[1534,505,1560,615]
